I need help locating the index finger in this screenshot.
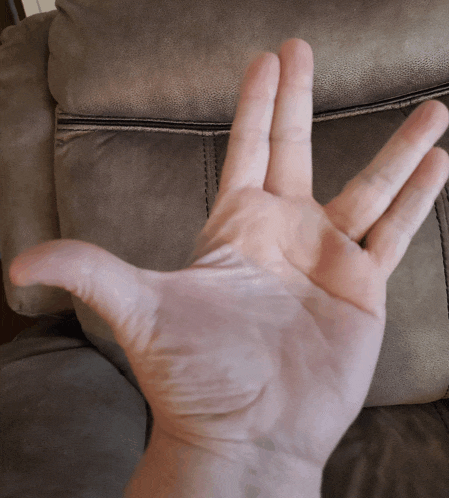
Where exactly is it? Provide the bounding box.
[216,51,280,202]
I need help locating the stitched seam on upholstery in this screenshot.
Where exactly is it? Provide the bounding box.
[399,106,410,117]
[444,184,449,322]
[202,135,210,218]
[432,401,449,435]
[442,384,449,399]
[213,134,219,193]
[435,186,449,321]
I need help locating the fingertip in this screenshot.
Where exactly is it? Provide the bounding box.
[433,146,449,180]
[418,99,449,129]
[9,261,30,287]
[281,38,314,60]
[244,51,280,98]
[258,51,280,75]
[434,145,449,161]
[430,99,449,122]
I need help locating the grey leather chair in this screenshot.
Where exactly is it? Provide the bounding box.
[1,1,449,496]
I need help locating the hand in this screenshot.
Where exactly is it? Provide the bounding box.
[9,38,449,472]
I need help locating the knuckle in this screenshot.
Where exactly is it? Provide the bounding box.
[325,201,359,241]
[358,167,393,196]
[231,127,270,145]
[270,126,310,146]
[386,206,411,235]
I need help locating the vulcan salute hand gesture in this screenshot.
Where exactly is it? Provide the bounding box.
[10,38,449,495]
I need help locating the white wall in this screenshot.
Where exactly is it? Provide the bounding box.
[22,0,57,17]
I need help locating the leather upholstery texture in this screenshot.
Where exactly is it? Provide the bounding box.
[1,316,448,498]
[1,2,449,495]
[1,3,448,407]
[0,313,151,498]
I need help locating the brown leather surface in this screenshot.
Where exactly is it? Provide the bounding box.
[48,101,449,409]
[0,261,40,345]
[1,3,449,495]
[2,9,448,407]
[323,398,449,497]
[1,318,448,497]
[48,0,449,120]
[0,315,150,498]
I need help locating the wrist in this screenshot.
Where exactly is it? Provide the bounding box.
[124,423,323,497]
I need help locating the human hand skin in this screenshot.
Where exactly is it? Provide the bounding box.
[9,38,449,496]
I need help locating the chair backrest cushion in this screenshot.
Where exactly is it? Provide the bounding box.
[1,1,449,407]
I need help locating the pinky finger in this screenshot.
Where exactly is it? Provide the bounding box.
[366,146,449,280]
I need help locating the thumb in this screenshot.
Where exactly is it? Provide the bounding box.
[9,239,160,348]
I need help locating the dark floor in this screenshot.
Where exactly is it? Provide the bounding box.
[0,261,41,346]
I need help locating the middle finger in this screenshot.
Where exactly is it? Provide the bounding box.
[264,38,315,201]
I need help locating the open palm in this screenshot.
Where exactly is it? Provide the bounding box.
[10,38,449,469]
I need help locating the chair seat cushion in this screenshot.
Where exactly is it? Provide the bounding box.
[323,398,449,498]
[0,314,151,498]
[2,318,449,497]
